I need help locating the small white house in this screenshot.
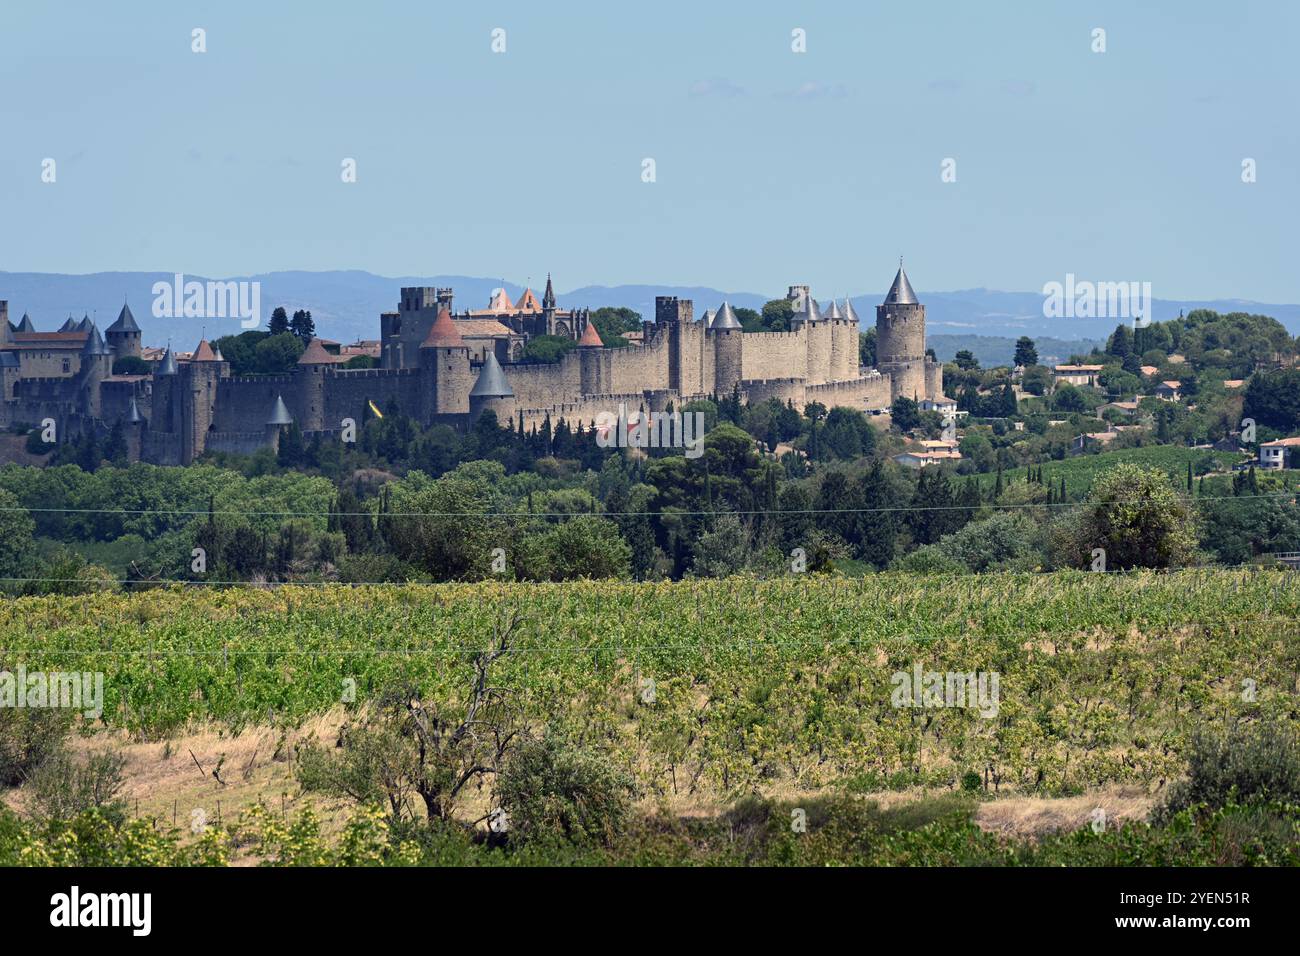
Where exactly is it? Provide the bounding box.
[1260,437,1300,470]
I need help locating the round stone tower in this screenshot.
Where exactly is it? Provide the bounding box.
[709,301,743,397]
[418,306,473,420]
[577,318,605,394]
[105,302,143,359]
[469,351,515,425]
[876,262,928,401]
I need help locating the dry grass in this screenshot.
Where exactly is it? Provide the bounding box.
[973,786,1154,838]
[3,715,1157,848]
[3,712,350,839]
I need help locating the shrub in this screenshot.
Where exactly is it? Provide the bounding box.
[0,710,69,787]
[1156,720,1300,821]
[496,737,634,847]
[24,749,128,823]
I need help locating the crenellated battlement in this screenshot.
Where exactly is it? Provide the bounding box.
[3,263,936,463]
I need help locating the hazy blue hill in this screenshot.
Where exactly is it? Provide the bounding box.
[3,271,1298,348]
[927,334,1105,368]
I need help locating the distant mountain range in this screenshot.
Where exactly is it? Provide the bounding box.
[4,270,1299,349]
[925,334,1106,368]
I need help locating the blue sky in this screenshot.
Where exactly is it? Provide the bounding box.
[2,0,1297,300]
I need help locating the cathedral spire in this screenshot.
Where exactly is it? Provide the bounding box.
[542,273,556,310]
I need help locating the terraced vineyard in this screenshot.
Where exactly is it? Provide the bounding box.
[6,570,1298,798]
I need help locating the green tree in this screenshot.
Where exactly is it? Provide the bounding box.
[268,306,290,336]
[523,334,577,364]
[0,488,35,581]
[589,307,641,347]
[859,327,877,367]
[254,332,306,374]
[759,299,795,332]
[890,396,921,432]
[1013,336,1038,367]
[111,356,150,376]
[1055,463,1200,569]
[1243,368,1300,433]
[290,309,316,342]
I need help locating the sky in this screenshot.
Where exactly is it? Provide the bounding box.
[1,0,1297,301]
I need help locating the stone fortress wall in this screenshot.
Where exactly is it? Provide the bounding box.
[0,264,942,464]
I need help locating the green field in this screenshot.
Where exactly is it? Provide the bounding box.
[5,571,1298,795]
[979,445,1251,495]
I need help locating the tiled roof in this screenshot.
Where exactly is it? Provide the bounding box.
[421,307,464,348]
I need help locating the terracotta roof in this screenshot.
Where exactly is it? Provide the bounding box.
[421,306,464,348]
[487,288,514,311]
[455,319,513,337]
[1261,437,1300,447]
[578,321,604,347]
[191,340,219,361]
[297,337,336,365]
[515,288,542,312]
[1159,380,1181,389]
[1055,364,1104,372]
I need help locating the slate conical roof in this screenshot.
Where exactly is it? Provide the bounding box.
[578,321,604,347]
[16,314,36,333]
[884,263,918,305]
[267,393,293,426]
[296,337,334,364]
[710,301,742,330]
[420,306,464,348]
[843,298,860,325]
[58,316,78,332]
[76,316,93,332]
[107,302,140,334]
[796,297,822,324]
[126,395,142,423]
[469,352,514,398]
[823,300,844,320]
[81,323,112,356]
[156,347,178,376]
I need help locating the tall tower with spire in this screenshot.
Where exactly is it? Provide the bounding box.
[876,260,929,402]
[542,273,558,336]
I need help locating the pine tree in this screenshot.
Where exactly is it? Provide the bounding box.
[290,309,315,342]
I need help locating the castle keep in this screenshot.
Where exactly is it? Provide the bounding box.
[0,264,943,464]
